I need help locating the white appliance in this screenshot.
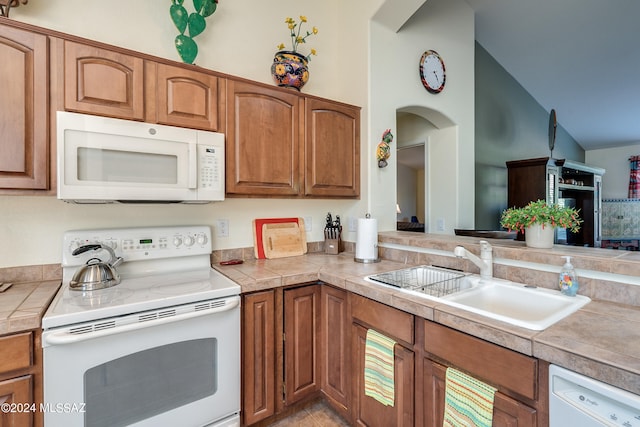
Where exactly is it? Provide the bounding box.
[42,226,241,427]
[549,364,640,426]
[57,111,225,203]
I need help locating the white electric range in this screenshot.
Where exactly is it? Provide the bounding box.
[42,226,241,427]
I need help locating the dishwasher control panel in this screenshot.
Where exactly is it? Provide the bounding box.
[550,365,640,427]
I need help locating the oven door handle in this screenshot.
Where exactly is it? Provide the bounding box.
[43,297,239,346]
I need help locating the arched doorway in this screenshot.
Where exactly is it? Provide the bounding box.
[396,106,456,234]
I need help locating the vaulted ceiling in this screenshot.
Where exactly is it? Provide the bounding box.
[466,0,640,150]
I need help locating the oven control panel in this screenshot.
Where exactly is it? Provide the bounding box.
[62,226,212,266]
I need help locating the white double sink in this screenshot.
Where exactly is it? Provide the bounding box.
[366,267,590,330]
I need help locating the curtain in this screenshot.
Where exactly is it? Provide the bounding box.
[629,156,640,198]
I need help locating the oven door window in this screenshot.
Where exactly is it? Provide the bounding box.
[84,338,217,427]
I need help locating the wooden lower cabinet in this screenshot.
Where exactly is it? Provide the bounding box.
[320,286,350,418]
[283,284,320,405]
[352,324,414,427]
[242,290,276,425]
[0,330,42,427]
[350,294,415,427]
[242,284,320,425]
[423,359,537,427]
[0,375,33,427]
[242,286,546,427]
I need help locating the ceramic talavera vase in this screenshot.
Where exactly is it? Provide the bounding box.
[271,51,309,91]
[525,224,555,248]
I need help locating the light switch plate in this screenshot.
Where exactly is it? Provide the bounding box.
[348,217,357,232]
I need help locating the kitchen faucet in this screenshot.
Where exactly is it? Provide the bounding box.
[454,240,493,279]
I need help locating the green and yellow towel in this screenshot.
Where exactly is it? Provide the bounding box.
[364,329,396,406]
[443,367,497,427]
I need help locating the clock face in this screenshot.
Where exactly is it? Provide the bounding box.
[419,50,446,94]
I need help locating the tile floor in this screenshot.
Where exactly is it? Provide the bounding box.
[268,401,350,427]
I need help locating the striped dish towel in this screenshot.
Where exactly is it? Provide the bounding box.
[443,367,497,427]
[364,329,396,406]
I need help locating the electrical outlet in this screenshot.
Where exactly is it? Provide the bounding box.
[437,218,445,231]
[348,216,357,232]
[304,216,312,231]
[216,219,229,237]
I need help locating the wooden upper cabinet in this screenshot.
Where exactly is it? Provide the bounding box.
[63,40,144,120]
[0,25,48,190]
[225,79,361,198]
[148,62,219,131]
[226,80,303,196]
[305,98,360,198]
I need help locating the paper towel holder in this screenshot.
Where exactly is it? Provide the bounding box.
[354,213,380,263]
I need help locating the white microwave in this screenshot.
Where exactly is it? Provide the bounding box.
[57,111,225,203]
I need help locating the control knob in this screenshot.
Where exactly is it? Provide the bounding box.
[184,235,195,247]
[173,236,183,247]
[196,233,208,245]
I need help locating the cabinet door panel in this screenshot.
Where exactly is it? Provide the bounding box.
[305,98,360,197]
[64,41,144,120]
[352,324,414,427]
[351,293,414,345]
[424,320,537,400]
[424,360,536,427]
[226,80,302,196]
[0,26,48,189]
[320,286,349,414]
[153,63,218,130]
[284,285,320,405]
[0,332,32,374]
[0,375,32,427]
[242,291,276,425]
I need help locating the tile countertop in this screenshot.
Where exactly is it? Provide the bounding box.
[0,280,60,335]
[213,251,640,396]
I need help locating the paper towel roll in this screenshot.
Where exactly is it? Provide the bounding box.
[355,217,380,263]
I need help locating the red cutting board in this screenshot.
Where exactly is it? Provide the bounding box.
[253,217,300,259]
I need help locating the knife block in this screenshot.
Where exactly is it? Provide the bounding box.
[324,238,340,255]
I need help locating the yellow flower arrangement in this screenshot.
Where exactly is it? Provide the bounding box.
[277,16,318,61]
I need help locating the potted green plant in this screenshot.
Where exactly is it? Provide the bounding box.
[500,200,583,248]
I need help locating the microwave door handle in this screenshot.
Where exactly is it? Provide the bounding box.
[188,144,198,189]
[43,297,239,346]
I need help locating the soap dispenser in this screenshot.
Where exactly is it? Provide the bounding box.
[559,256,579,296]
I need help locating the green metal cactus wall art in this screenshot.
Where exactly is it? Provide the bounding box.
[170,0,219,64]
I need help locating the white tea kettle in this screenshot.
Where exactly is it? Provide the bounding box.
[70,244,124,291]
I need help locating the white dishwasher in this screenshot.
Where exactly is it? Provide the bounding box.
[549,364,640,426]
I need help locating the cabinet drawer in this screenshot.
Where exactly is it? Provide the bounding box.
[350,294,413,345]
[0,332,33,374]
[423,321,537,400]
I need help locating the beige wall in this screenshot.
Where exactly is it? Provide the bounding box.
[369,0,475,233]
[586,144,640,199]
[1,0,475,267]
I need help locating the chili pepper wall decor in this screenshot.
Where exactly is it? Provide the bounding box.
[376,129,393,168]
